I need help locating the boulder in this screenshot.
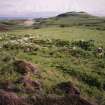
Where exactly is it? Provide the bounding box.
[14,60,39,75]
[0,90,29,105]
[55,81,80,96]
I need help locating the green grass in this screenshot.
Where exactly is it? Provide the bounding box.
[2,26,105,45]
[0,26,105,104]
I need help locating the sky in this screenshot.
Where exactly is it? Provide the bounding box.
[0,0,105,17]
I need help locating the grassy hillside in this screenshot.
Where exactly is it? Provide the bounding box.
[33,12,105,31]
[0,12,105,105]
[1,11,105,30]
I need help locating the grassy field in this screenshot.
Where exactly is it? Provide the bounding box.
[4,27,105,44]
[0,25,105,104]
[0,12,105,105]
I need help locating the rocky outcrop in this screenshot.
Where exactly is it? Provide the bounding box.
[0,90,96,105]
[27,81,95,105]
[14,60,42,93]
[28,94,96,105]
[0,79,96,105]
[0,59,96,105]
[55,81,80,96]
[0,90,29,105]
[46,95,96,105]
[0,60,42,94]
[14,60,39,75]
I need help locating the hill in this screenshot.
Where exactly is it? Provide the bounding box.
[33,11,105,31]
[0,11,105,31]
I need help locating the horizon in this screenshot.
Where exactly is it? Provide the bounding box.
[0,0,105,19]
[0,11,104,20]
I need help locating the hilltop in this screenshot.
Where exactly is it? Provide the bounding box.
[33,11,105,30]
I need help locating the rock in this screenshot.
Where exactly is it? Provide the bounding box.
[24,47,32,52]
[27,91,45,105]
[63,95,96,105]
[96,47,104,58]
[97,47,103,53]
[0,80,13,89]
[28,94,96,105]
[14,60,39,75]
[0,80,20,92]
[55,81,80,96]
[0,90,29,105]
[16,75,42,93]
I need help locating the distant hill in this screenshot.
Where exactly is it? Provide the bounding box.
[33,11,105,30]
[1,11,105,31]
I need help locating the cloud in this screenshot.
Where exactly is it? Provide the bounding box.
[0,0,105,17]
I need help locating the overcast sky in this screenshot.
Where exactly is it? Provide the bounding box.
[0,0,105,17]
